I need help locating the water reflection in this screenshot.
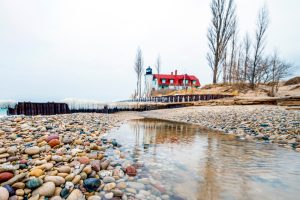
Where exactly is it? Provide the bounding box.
[108,118,300,200]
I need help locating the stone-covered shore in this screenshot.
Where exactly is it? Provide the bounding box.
[0,113,166,200]
[142,105,300,151]
[0,105,299,200]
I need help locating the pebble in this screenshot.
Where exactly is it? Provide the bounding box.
[83,178,101,191]
[0,114,147,199]
[66,189,85,200]
[0,172,14,182]
[44,176,65,186]
[127,182,145,190]
[103,176,115,183]
[104,192,114,199]
[103,182,116,191]
[32,182,55,197]
[0,186,9,200]
[25,146,40,155]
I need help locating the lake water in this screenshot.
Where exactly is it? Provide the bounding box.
[0,108,7,117]
[108,118,300,200]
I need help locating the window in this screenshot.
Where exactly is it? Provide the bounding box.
[184,80,189,84]
[193,80,197,85]
[162,79,166,84]
[170,79,174,84]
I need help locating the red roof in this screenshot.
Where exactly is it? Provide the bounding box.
[153,73,201,87]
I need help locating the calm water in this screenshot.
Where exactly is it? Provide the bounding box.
[0,108,7,116]
[108,118,300,200]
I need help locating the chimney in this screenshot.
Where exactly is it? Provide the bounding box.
[171,72,173,75]
[175,70,177,76]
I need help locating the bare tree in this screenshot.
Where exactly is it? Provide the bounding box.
[228,28,237,84]
[207,0,237,84]
[222,50,228,83]
[155,55,161,89]
[134,47,144,98]
[269,50,293,96]
[242,33,251,82]
[249,6,269,87]
[155,55,161,75]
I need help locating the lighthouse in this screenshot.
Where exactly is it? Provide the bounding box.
[144,66,153,97]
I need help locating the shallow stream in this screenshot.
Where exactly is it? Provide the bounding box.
[107,118,300,200]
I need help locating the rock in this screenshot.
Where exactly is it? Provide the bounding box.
[103,176,115,183]
[50,196,63,200]
[0,172,14,183]
[42,163,53,171]
[15,189,24,196]
[28,194,39,200]
[29,168,44,177]
[117,182,126,189]
[66,189,85,200]
[103,182,116,191]
[125,166,137,176]
[44,176,65,186]
[65,182,74,190]
[0,154,9,159]
[87,195,101,200]
[91,160,101,172]
[48,139,60,148]
[1,173,27,186]
[113,169,124,178]
[112,189,123,197]
[83,178,101,192]
[0,149,6,154]
[78,156,90,164]
[0,186,9,200]
[46,134,59,143]
[58,166,71,173]
[125,188,137,194]
[0,165,19,173]
[32,182,55,197]
[25,146,40,155]
[51,155,63,162]
[104,192,114,199]
[8,195,17,200]
[7,147,17,155]
[12,182,25,189]
[60,187,71,199]
[71,175,81,184]
[3,185,15,196]
[64,173,75,181]
[62,136,73,144]
[26,178,43,189]
[83,165,92,174]
[127,182,145,190]
[99,170,112,178]
[100,160,110,170]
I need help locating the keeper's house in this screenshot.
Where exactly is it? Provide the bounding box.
[144,66,201,96]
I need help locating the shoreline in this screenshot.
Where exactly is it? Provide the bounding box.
[0,105,299,199]
[140,105,300,152]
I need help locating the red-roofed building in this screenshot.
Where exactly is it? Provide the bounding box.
[144,66,200,97]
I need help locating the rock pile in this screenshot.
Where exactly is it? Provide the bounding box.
[143,105,300,151]
[0,113,163,200]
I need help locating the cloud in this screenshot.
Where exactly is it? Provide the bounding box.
[0,0,299,101]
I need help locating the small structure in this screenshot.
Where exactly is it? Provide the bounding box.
[144,66,201,97]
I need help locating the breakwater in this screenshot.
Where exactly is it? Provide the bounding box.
[7,94,233,116]
[7,102,70,115]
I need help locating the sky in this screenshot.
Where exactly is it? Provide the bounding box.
[0,0,299,102]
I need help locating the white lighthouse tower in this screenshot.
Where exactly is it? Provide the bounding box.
[144,66,153,97]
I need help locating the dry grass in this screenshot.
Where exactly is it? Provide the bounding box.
[284,77,300,86]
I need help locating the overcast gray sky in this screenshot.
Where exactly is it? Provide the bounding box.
[0,0,299,102]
